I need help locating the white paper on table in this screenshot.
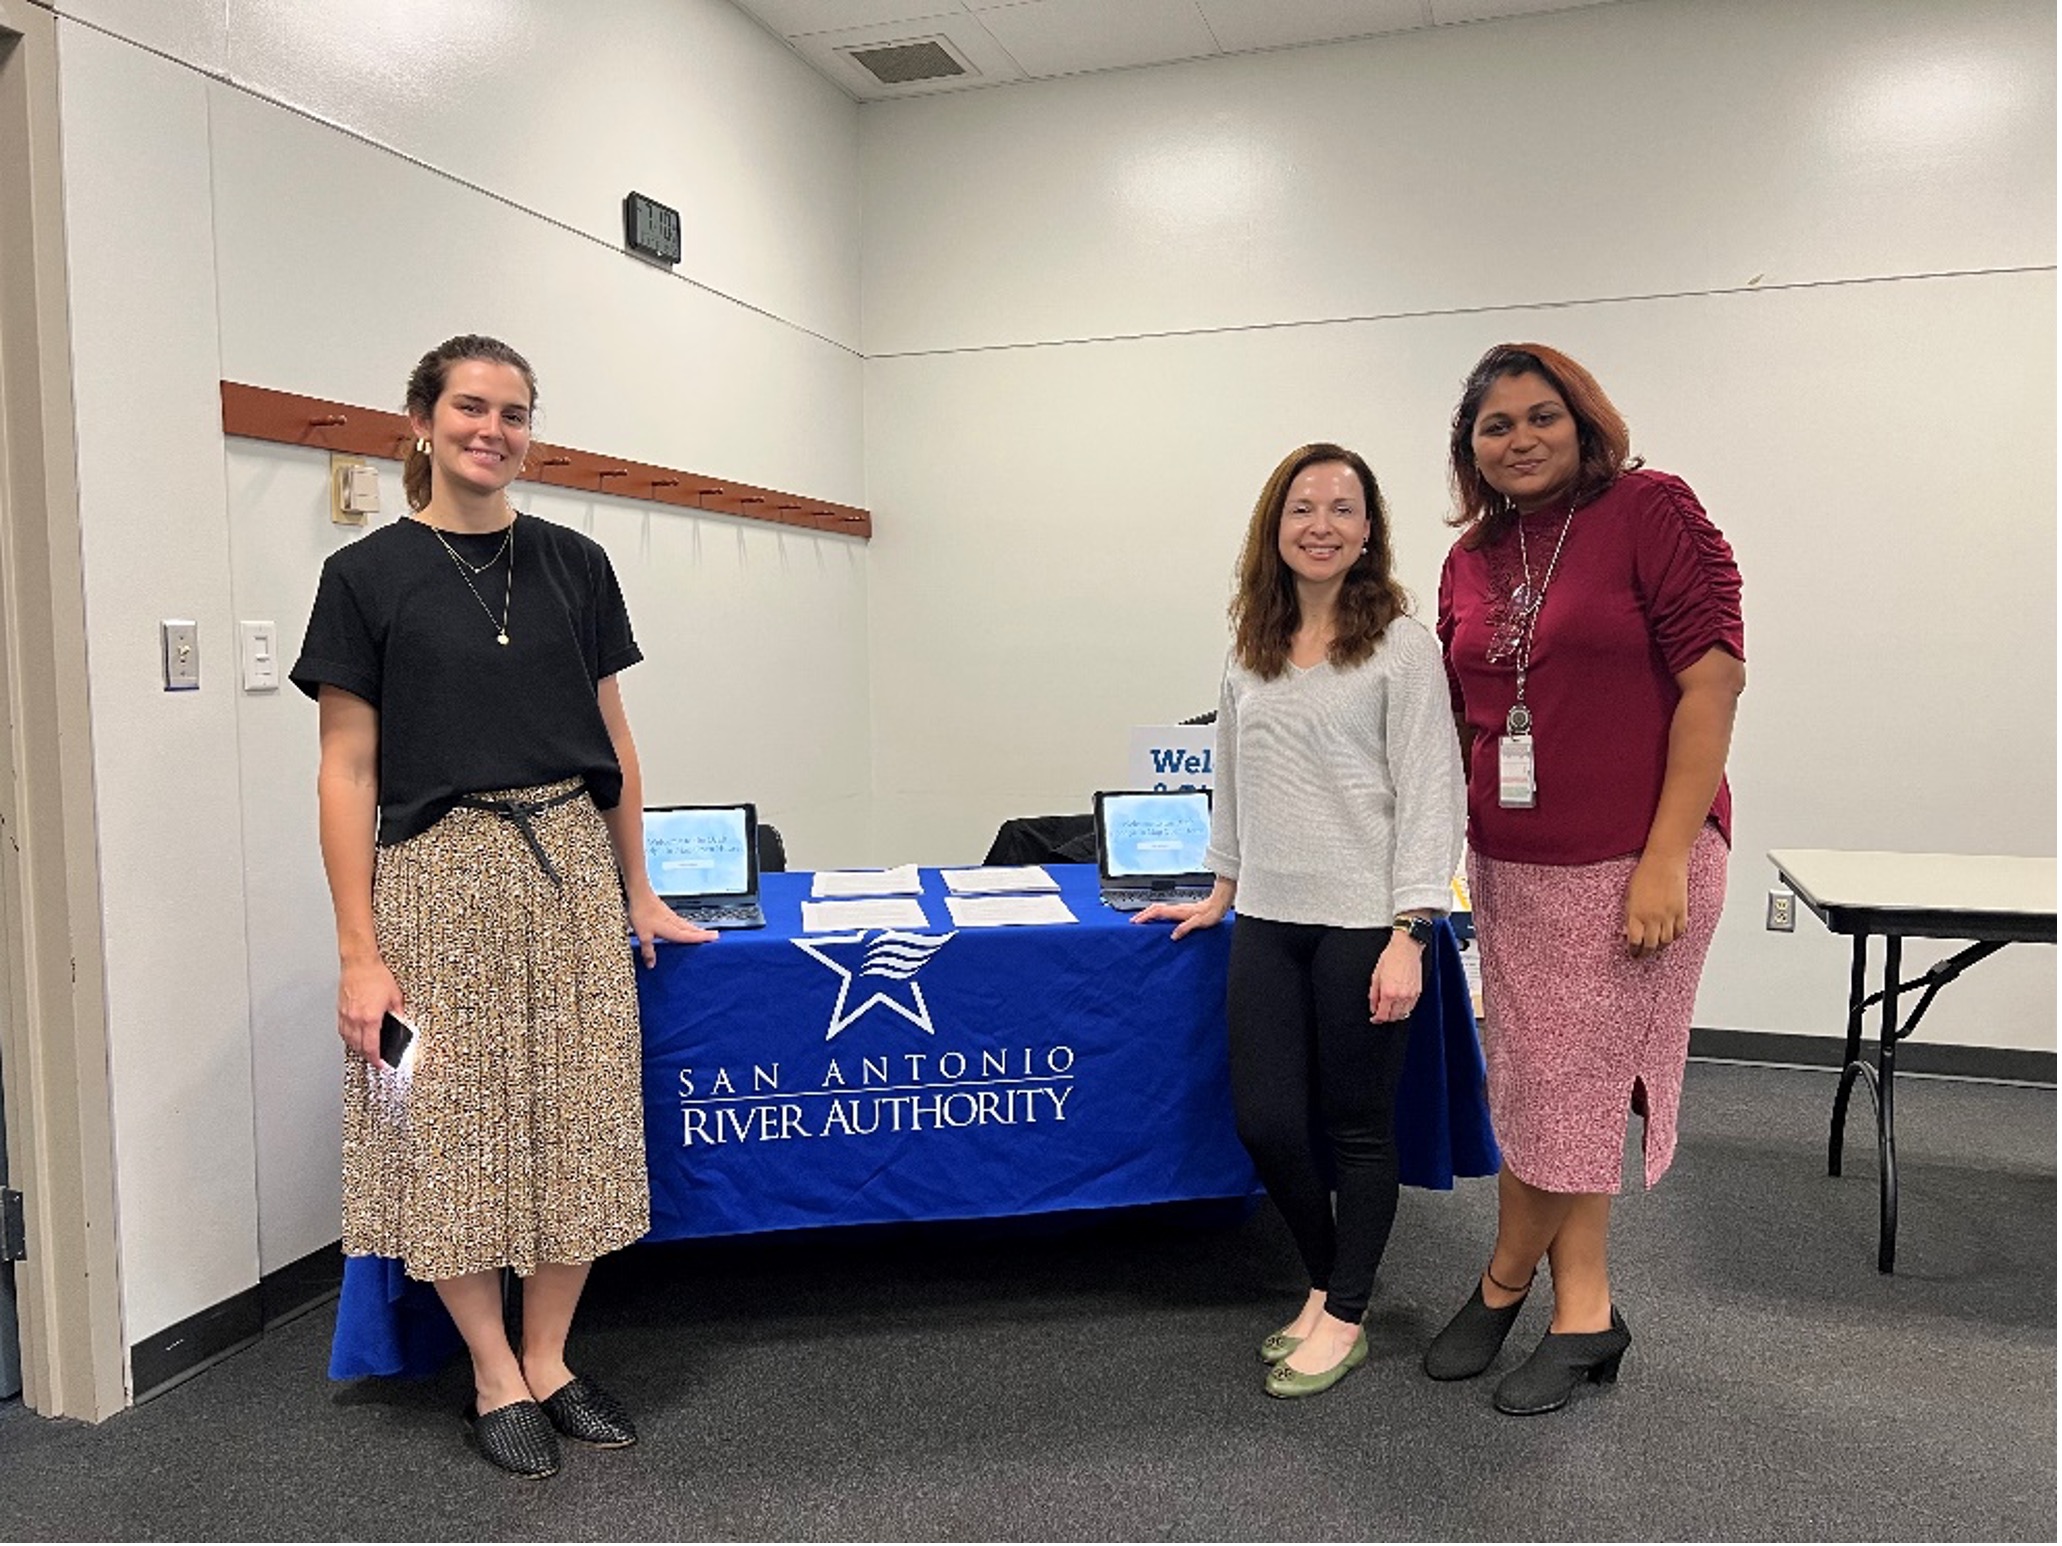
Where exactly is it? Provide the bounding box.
[810,863,923,899]
[939,865,1060,895]
[800,897,931,933]
[944,893,1078,928]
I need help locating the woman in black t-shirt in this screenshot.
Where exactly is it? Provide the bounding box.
[292,334,710,1479]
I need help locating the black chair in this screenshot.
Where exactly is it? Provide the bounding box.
[983,813,1096,866]
[757,823,787,873]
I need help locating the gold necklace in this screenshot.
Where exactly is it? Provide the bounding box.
[426,518,516,645]
[433,525,510,575]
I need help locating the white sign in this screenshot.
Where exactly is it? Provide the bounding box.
[1126,724,1217,792]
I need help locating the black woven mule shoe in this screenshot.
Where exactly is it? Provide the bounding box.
[467,1399,562,1478]
[1423,1278,1529,1380]
[539,1376,638,1449]
[1491,1307,1630,1416]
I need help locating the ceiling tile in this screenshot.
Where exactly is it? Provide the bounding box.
[1195,0,1430,54]
[729,0,968,38]
[972,0,1223,79]
[731,0,1637,100]
[785,10,1028,99]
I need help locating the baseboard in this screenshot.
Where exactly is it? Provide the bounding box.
[1690,1027,2056,1086]
[129,1241,344,1404]
[259,1240,344,1328]
[128,1287,261,1403]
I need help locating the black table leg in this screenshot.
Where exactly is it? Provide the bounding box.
[1876,935,1900,1273]
[1823,925,2022,1273]
[1829,935,1869,1177]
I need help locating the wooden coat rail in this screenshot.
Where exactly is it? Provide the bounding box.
[219,382,872,539]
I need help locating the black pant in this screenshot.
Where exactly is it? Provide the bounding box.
[1228,915,1412,1323]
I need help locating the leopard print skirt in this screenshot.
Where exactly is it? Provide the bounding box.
[342,781,650,1280]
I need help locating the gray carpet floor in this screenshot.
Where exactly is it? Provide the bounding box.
[0,1060,2053,1542]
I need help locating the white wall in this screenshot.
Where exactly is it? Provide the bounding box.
[859,0,2057,1050]
[57,22,261,1355]
[862,0,2051,354]
[53,0,867,1361]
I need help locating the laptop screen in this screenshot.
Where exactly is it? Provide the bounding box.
[645,804,757,899]
[1095,790,1213,880]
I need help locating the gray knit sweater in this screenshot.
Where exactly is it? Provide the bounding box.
[1205,615,1465,929]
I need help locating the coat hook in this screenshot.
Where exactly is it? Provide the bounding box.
[652,477,680,489]
[308,415,347,427]
[541,455,572,468]
[598,468,628,480]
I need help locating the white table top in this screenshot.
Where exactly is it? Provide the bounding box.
[1768,849,2057,919]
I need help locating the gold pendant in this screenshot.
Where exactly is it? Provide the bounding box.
[496,632,509,645]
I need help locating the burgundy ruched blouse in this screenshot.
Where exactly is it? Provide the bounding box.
[1436,469,1745,867]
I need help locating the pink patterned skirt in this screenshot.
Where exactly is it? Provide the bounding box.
[1469,823,1728,1193]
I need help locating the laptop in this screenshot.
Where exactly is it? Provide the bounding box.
[644,803,766,929]
[1093,789,1216,912]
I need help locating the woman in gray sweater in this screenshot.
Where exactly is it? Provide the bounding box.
[1137,442,1464,1399]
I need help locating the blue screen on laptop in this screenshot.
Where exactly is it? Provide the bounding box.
[646,807,751,897]
[1103,792,1212,878]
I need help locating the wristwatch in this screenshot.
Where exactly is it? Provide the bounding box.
[1392,913,1436,948]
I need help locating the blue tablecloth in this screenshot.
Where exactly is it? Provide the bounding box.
[330,864,1497,1378]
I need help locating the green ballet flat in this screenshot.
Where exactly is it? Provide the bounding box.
[1258,1331,1302,1365]
[1264,1330,1369,1400]
[1262,1305,1369,1364]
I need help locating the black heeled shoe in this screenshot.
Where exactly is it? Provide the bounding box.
[1423,1272,1531,1381]
[1492,1307,1630,1416]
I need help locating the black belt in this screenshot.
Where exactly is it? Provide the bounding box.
[453,785,587,885]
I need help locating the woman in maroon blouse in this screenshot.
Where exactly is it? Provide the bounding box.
[1427,343,1745,1415]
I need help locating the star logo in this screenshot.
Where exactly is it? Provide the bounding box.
[792,930,958,1042]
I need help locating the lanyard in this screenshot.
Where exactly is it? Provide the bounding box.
[1505,503,1576,737]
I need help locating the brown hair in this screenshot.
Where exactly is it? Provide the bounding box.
[1446,343,1639,549]
[1230,443,1410,680]
[401,334,538,511]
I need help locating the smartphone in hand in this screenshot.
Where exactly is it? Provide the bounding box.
[378,1010,417,1070]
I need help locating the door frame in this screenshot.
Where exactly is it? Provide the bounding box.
[0,0,126,1422]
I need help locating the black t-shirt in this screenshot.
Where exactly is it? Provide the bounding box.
[290,512,643,845]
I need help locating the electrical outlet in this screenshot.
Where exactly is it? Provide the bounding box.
[1766,888,1796,932]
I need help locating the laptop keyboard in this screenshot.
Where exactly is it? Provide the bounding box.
[668,901,765,928]
[1102,887,1210,912]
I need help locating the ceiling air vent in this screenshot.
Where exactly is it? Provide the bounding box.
[843,37,971,87]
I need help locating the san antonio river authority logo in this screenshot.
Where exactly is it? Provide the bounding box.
[675,928,1077,1147]
[791,929,957,1040]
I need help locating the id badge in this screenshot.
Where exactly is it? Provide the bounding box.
[1498,734,1536,808]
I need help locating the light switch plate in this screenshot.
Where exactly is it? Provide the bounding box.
[239,620,279,692]
[161,619,199,691]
